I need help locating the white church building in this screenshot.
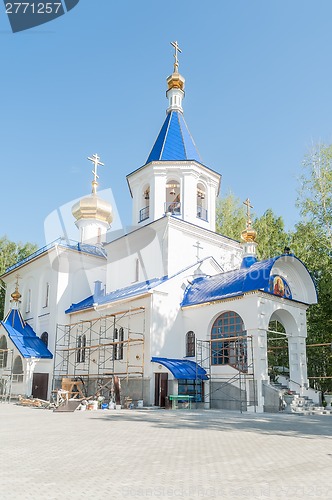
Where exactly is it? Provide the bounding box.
[0,45,318,412]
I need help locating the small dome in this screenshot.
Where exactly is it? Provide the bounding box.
[11,288,21,302]
[241,227,257,243]
[72,193,113,224]
[167,71,185,91]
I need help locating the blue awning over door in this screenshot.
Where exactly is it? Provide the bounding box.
[151,357,208,380]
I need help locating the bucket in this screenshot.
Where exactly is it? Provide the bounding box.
[87,401,98,411]
[115,404,122,410]
[101,403,108,410]
[137,400,144,408]
[108,402,115,410]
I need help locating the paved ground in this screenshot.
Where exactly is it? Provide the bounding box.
[0,404,331,499]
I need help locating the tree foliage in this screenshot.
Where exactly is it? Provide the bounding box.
[254,209,289,260]
[0,237,37,319]
[215,192,246,241]
[216,193,289,259]
[216,158,332,391]
[293,144,332,391]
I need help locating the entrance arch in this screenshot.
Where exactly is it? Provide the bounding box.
[267,309,306,392]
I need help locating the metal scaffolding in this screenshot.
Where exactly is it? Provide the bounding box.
[0,348,14,403]
[52,307,145,403]
[196,335,256,412]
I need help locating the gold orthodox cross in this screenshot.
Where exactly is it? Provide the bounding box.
[243,198,253,227]
[88,153,104,184]
[171,41,182,71]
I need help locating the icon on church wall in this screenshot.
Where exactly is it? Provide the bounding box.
[268,275,292,299]
[3,0,80,33]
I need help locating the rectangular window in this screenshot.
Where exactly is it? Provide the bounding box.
[178,379,203,402]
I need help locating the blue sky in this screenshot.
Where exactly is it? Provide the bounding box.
[2,0,332,247]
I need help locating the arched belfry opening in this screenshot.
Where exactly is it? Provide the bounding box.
[166,180,181,215]
[196,182,207,221]
[139,184,150,222]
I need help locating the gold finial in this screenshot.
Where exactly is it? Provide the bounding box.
[170,41,182,72]
[241,198,257,243]
[167,41,185,91]
[87,154,105,195]
[10,274,22,303]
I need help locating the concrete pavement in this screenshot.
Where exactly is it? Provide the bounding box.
[0,404,331,499]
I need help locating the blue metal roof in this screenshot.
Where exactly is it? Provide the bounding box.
[151,357,208,380]
[145,111,201,165]
[3,238,106,276]
[1,309,53,359]
[66,276,168,314]
[181,255,313,307]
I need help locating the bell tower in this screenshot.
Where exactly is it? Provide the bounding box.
[126,42,220,232]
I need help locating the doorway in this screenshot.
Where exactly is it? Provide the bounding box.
[32,373,49,400]
[154,373,168,407]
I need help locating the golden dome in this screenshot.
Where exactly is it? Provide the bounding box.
[11,289,22,302]
[241,227,257,243]
[11,277,21,303]
[72,191,113,224]
[167,71,185,91]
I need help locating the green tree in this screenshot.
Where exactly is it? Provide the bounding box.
[216,193,290,259]
[216,192,247,240]
[0,237,38,319]
[254,209,290,260]
[293,144,332,392]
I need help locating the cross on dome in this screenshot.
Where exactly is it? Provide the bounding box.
[171,41,182,72]
[241,198,257,243]
[243,198,253,224]
[10,274,22,304]
[88,153,105,194]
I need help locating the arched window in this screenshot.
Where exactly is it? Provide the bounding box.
[81,334,86,363]
[118,327,124,360]
[12,355,23,382]
[186,331,195,357]
[76,336,81,363]
[76,334,87,364]
[113,328,118,360]
[0,336,8,368]
[211,312,247,371]
[40,332,48,348]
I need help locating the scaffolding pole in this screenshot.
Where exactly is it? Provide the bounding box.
[52,307,145,404]
[196,336,256,413]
